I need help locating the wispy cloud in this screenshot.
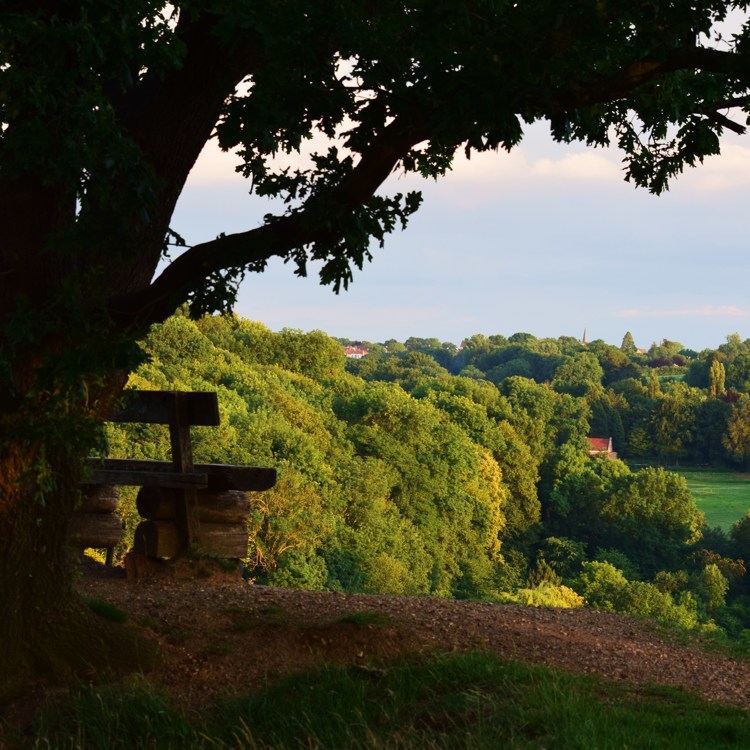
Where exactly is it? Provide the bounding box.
[189,124,750,197]
[677,143,750,192]
[530,152,621,181]
[615,305,750,319]
[437,147,621,185]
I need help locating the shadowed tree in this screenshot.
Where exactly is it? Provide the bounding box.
[2,1,750,697]
[723,396,750,469]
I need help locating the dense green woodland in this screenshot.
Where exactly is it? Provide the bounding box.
[110,315,750,639]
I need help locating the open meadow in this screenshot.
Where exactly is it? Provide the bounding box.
[677,469,750,531]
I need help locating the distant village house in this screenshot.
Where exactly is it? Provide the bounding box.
[344,345,369,359]
[587,436,617,459]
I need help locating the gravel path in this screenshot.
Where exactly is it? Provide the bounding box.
[77,568,750,710]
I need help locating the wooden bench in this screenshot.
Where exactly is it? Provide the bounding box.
[77,390,276,562]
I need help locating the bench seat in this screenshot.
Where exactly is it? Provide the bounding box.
[84,457,277,491]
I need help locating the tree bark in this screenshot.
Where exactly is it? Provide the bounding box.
[0,390,157,703]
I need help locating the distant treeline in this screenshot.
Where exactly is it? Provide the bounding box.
[344,331,750,469]
[106,316,750,640]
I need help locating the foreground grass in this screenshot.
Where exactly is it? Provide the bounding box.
[677,468,750,531]
[11,653,750,750]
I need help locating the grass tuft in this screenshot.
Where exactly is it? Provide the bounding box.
[337,610,394,628]
[84,597,128,624]
[12,653,750,749]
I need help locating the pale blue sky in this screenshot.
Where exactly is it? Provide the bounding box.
[172,121,750,353]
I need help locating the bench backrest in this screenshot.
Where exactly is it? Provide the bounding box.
[112,390,220,426]
[86,390,276,492]
[112,390,219,472]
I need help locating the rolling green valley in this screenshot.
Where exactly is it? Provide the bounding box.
[103,316,750,636]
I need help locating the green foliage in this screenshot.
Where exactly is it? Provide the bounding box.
[572,562,703,631]
[621,331,637,355]
[696,563,730,611]
[593,548,642,581]
[710,359,727,398]
[573,562,631,612]
[246,470,333,582]
[723,396,750,468]
[551,352,604,396]
[337,381,508,596]
[651,383,702,463]
[536,536,587,580]
[624,583,702,631]
[730,511,750,562]
[416,385,540,537]
[538,460,699,578]
[107,315,750,632]
[501,582,585,609]
[526,558,562,588]
[598,467,704,575]
[116,316,516,599]
[267,549,329,590]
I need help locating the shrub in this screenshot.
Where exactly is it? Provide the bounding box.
[501,582,584,609]
[572,562,629,612]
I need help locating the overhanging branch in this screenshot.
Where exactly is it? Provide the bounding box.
[560,46,750,109]
[108,115,428,329]
[109,40,750,331]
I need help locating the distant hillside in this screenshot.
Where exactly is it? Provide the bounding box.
[104,314,750,642]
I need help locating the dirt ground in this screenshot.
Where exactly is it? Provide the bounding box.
[72,560,750,711]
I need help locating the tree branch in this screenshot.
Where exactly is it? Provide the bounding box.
[110,12,267,287]
[568,46,750,108]
[109,114,429,329]
[705,110,747,135]
[109,37,750,330]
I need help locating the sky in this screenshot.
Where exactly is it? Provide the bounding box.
[172,117,750,354]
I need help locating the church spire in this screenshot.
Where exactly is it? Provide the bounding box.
[582,328,588,345]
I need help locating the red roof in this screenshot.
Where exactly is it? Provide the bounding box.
[587,437,611,451]
[344,346,369,358]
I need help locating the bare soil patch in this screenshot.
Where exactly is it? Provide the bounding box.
[72,561,750,711]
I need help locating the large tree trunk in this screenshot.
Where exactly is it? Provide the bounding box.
[0,9,249,705]
[0,384,158,703]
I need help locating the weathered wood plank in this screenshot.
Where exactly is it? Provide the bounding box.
[132,519,248,559]
[83,458,276,491]
[79,485,119,513]
[166,392,202,547]
[110,390,220,426]
[81,389,275,562]
[68,513,123,549]
[196,490,251,524]
[137,487,251,525]
[82,465,208,489]
[198,463,277,492]
[196,522,249,559]
[133,520,181,559]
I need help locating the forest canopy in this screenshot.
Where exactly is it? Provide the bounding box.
[102,315,750,641]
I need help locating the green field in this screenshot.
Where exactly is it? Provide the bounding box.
[677,468,750,531]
